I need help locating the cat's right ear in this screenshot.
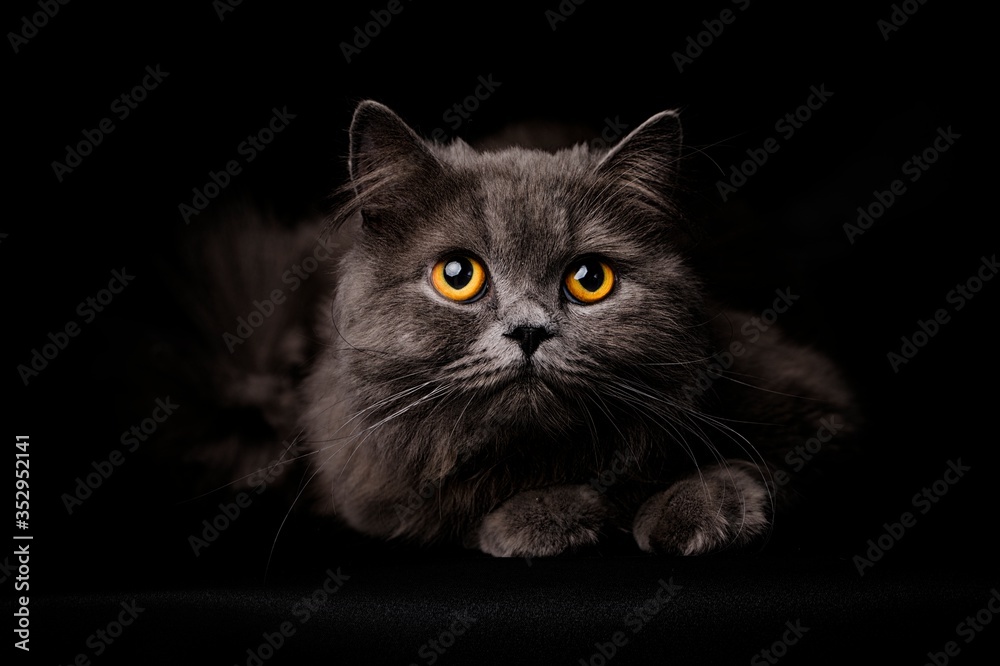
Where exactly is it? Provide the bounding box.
[347,101,443,226]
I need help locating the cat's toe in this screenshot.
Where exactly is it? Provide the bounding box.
[633,463,771,555]
[476,485,610,557]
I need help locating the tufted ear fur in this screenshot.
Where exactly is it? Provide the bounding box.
[595,109,682,188]
[347,100,445,231]
[591,110,691,242]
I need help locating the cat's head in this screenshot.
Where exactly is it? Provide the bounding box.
[327,101,710,462]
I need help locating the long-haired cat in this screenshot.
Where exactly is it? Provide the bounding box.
[298,101,857,557]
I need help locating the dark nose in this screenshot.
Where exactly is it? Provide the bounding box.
[504,326,553,358]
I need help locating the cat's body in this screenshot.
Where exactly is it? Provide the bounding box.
[296,102,857,557]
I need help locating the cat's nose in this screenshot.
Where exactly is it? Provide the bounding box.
[504,326,553,358]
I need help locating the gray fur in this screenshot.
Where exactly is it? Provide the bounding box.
[150,205,333,494]
[299,101,856,556]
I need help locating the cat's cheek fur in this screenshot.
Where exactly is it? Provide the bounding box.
[632,461,771,556]
[474,485,612,557]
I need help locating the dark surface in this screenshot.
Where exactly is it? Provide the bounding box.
[5,0,996,664]
[28,559,1000,664]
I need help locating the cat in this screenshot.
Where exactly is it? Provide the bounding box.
[296,100,858,558]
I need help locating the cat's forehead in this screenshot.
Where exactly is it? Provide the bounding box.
[428,143,628,260]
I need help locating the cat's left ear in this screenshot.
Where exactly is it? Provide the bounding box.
[592,111,685,233]
[594,109,682,188]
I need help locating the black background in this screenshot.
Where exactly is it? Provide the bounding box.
[5,0,996,664]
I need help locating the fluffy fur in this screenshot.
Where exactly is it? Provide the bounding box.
[295,101,857,557]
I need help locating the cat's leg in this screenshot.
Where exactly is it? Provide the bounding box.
[632,460,771,555]
[474,485,612,557]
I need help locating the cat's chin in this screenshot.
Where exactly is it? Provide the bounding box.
[476,373,580,432]
[481,365,553,397]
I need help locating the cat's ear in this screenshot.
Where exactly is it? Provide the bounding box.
[592,111,687,235]
[347,101,443,225]
[594,110,682,182]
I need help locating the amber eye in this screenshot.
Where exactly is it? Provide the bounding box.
[564,258,615,304]
[431,255,487,302]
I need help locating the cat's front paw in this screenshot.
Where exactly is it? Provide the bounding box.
[475,485,611,558]
[633,462,771,556]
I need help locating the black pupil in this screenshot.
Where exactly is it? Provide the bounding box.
[575,262,605,292]
[444,257,474,290]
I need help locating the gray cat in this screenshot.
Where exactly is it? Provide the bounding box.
[299,100,855,557]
